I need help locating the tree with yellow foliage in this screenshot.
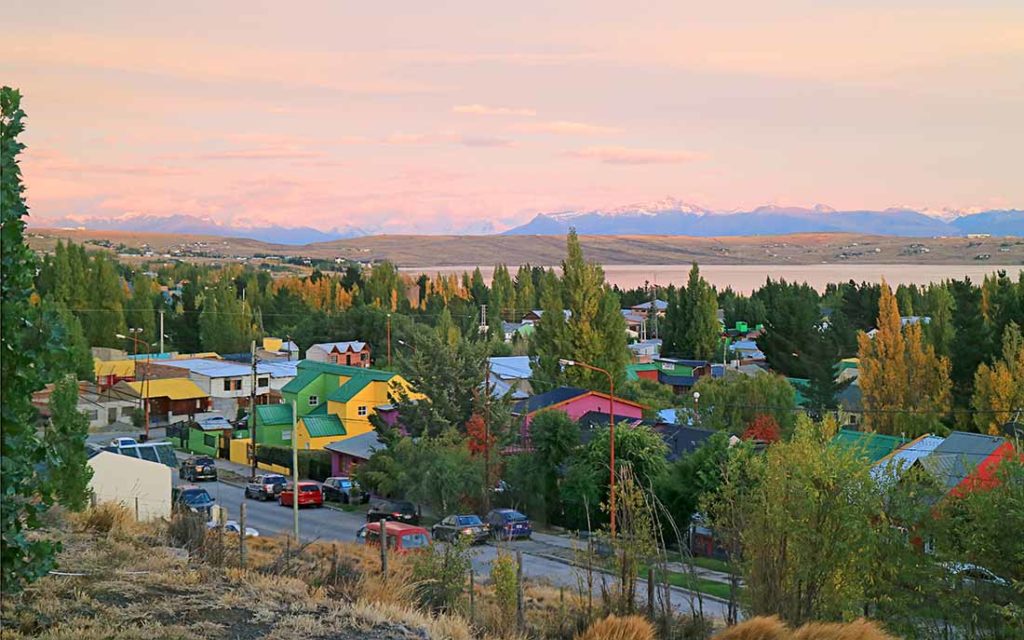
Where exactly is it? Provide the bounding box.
[858,280,952,436]
[972,322,1024,434]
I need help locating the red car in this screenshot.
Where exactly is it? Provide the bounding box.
[278,481,323,508]
[357,521,431,553]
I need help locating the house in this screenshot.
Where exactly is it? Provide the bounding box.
[148,357,297,416]
[866,316,931,339]
[728,339,765,362]
[621,310,647,338]
[87,449,173,521]
[521,309,571,324]
[32,381,137,429]
[871,434,945,484]
[831,429,908,463]
[835,357,860,383]
[501,321,535,343]
[836,380,863,424]
[630,299,668,317]
[255,360,421,451]
[655,358,720,394]
[658,424,716,461]
[627,339,662,364]
[112,378,210,423]
[626,362,660,382]
[181,413,235,457]
[918,431,1016,497]
[325,431,385,476]
[512,386,645,436]
[257,337,300,361]
[487,356,534,399]
[305,341,371,367]
[94,359,136,390]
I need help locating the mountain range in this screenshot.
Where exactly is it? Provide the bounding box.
[38,214,369,245]
[32,201,1024,241]
[504,200,1024,237]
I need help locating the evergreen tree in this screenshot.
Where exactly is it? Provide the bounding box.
[532,268,570,391]
[470,267,488,307]
[25,302,94,383]
[125,273,157,341]
[45,375,93,512]
[83,253,127,347]
[488,264,513,336]
[858,281,952,436]
[2,86,60,591]
[682,263,721,360]
[922,283,956,357]
[660,284,685,356]
[513,264,536,319]
[199,279,256,353]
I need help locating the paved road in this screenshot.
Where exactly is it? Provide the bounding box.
[198,478,729,619]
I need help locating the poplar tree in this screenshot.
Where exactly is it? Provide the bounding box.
[858,281,952,436]
[532,268,571,391]
[513,264,536,319]
[125,273,157,340]
[923,283,956,357]
[45,375,93,512]
[682,263,721,360]
[971,322,1024,435]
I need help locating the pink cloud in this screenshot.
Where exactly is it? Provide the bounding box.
[199,149,324,160]
[515,120,621,135]
[566,146,704,165]
[458,136,516,148]
[453,104,537,116]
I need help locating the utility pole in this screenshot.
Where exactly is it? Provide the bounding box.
[482,358,492,511]
[249,339,258,480]
[159,310,165,354]
[291,400,299,541]
[386,314,392,368]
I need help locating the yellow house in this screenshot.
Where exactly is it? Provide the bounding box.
[269,360,422,451]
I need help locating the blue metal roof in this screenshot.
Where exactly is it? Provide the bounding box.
[872,435,944,483]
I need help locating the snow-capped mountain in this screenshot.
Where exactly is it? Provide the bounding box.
[36,213,370,245]
[504,203,1024,237]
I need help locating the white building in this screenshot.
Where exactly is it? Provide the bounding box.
[152,358,298,416]
[88,450,173,521]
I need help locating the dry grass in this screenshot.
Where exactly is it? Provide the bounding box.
[712,617,896,640]
[576,614,656,640]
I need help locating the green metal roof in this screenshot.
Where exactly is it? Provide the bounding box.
[302,414,346,438]
[255,403,292,426]
[307,402,328,415]
[327,374,375,403]
[281,368,321,394]
[832,429,908,463]
[626,363,659,382]
[296,359,396,381]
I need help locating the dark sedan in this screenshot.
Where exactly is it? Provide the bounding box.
[366,499,420,525]
[486,508,532,540]
[432,515,489,544]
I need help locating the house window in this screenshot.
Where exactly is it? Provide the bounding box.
[360,352,368,361]
[223,379,232,391]
[257,377,269,387]
[87,410,99,421]
[122,407,133,417]
[282,430,291,442]
[357,405,367,417]
[233,379,243,391]
[662,363,675,371]
[203,434,216,449]
[330,354,339,364]
[308,395,319,407]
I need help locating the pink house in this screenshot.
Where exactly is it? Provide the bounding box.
[513,386,645,438]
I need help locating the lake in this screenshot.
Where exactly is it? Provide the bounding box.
[401,264,1023,294]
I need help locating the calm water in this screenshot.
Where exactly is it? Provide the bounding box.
[401,264,1023,294]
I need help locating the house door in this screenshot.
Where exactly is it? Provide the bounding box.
[107,408,118,424]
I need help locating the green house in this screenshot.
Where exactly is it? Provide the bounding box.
[831,429,909,463]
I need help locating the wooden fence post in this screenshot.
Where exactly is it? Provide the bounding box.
[380,520,388,577]
[647,566,655,617]
[135,497,139,521]
[239,502,247,568]
[468,568,475,623]
[516,550,525,632]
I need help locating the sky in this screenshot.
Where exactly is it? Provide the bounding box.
[4,1,1023,233]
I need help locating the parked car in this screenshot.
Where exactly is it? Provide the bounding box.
[278,481,324,508]
[486,508,532,540]
[321,476,367,504]
[941,562,1013,604]
[356,521,431,553]
[366,499,420,525]
[432,514,489,544]
[173,485,215,518]
[110,436,138,448]
[206,520,260,538]
[245,474,287,501]
[179,456,217,482]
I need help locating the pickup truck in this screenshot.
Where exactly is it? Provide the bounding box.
[244,474,287,501]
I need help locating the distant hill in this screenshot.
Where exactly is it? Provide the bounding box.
[504,203,1023,237]
[35,213,369,245]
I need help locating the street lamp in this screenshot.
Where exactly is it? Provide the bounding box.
[559,358,618,537]
[692,391,700,424]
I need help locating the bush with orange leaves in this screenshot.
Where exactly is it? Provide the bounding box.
[575,614,656,640]
[711,616,896,640]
